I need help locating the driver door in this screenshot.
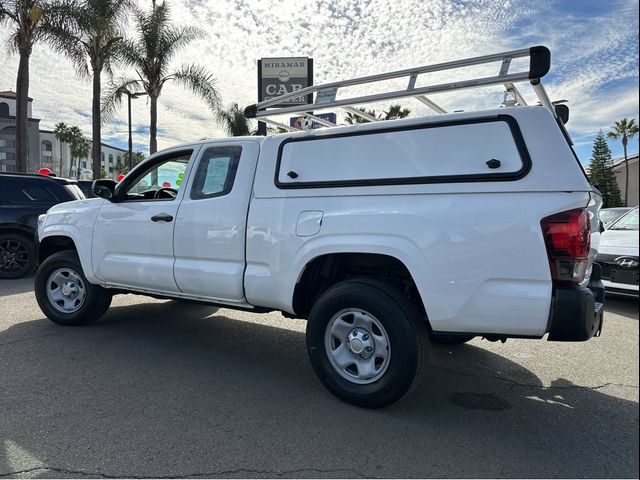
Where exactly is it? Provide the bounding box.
[91,148,197,293]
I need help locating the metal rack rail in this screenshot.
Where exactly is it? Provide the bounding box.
[245,46,558,132]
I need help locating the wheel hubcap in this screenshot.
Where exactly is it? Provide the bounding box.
[46,268,87,313]
[324,309,391,385]
[347,328,375,359]
[0,239,29,273]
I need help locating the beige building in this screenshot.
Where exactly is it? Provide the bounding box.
[612,154,639,207]
[1,89,127,180]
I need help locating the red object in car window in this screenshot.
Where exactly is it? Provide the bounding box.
[37,167,53,176]
[116,174,125,183]
[162,181,171,188]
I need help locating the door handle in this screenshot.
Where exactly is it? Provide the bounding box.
[150,214,173,222]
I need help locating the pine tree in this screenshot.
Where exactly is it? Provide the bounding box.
[587,131,623,208]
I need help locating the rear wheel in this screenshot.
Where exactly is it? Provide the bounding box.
[0,233,36,279]
[35,250,112,325]
[306,279,427,408]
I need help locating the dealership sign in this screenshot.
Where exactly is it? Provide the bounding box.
[290,112,336,130]
[258,57,313,107]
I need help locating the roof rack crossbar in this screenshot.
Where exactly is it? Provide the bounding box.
[262,118,297,132]
[415,96,447,113]
[343,106,379,122]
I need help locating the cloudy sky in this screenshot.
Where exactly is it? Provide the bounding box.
[1,0,638,163]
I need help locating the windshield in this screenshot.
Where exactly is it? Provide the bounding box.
[600,208,630,227]
[64,184,86,200]
[609,208,639,231]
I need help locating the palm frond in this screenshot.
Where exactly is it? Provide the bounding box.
[166,64,220,111]
[101,76,144,121]
[216,103,253,136]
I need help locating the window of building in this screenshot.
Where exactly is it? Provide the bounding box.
[117,155,121,164]
[108,154,113,163]
[0,126,16,150]
[41,140,52,152]
[0,102,9,117]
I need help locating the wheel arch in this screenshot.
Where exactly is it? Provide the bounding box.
[38,225,98,283]
[291,251,428,323]
[39,235,79,264]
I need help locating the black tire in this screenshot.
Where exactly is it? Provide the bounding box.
[0,232,36,279]
[35,250,112,325]
[306,278,427,408]
[430,334,475,345]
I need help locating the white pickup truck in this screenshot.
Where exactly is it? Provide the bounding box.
[35,47,605,407]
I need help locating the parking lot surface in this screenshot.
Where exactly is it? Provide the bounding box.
[0,275,638,478]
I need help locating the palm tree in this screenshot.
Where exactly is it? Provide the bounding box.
[102,1,220,154]
[382,104,410,120]
[67,125,90,178]
[0,0,67,172]
[53,121,71,175]
[47,0,130,179]
[217,103,254,137]
[607,118,639,206]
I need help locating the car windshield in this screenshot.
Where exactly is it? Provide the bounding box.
[65,183,86,200]
[609,208,639,231]
[600,208,630,227]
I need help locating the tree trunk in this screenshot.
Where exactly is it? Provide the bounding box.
[91,69,102,180]
[150,95,158,155]
[15,51,30,173]
[59,141,64,176]
[623,140,629,207]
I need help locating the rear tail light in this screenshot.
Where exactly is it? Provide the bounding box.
[541,208,591,285]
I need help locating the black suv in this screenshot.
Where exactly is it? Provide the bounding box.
[0,173,85,279]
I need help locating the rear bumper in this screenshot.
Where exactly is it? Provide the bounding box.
[547,263,605,342]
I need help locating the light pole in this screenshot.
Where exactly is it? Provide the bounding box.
[121,89,146,172]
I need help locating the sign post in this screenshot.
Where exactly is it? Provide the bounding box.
[257,57,313,135]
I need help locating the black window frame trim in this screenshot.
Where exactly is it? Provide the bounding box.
[190,145,243,201]
[274,114,532,189]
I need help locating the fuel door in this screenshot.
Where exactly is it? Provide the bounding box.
[296,210,324,237]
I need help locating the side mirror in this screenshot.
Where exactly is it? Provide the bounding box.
[92,179,116,200]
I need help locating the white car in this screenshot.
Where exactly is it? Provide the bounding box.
[596,207,639,296]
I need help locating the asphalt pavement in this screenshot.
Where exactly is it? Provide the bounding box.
[0,275,638,478]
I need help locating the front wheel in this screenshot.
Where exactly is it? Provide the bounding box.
[35,250,112,325]
[306,279,427,408]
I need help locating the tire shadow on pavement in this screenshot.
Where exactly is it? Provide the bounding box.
[0,300,638,479]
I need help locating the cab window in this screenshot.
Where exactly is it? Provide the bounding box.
[190,146,242,200]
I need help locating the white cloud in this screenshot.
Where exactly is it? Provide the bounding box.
[0,0,637,156]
